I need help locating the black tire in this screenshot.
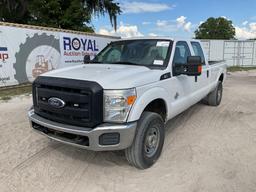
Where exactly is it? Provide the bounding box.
[125,112,165,169]
[201,98,209,105]
[14,33,60,84]
[204,81,223,106]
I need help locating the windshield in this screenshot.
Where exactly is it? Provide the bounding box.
[92,39,172,67]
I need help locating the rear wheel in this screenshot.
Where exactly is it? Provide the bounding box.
[125,112,165,169]
[204,81,223,106]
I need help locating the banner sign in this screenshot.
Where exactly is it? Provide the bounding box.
[0,24,117,87]
[59,32,112,68]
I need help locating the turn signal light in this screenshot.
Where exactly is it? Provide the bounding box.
[198,65,202,73]
[127,95,137,105]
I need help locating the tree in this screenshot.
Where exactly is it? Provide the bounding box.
[0,0,121,32]
[195,17,236,40]
[0,0,30,23]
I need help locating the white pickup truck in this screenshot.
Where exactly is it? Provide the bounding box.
[28,37,226,169]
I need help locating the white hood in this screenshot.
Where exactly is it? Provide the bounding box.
[42,64,163,89]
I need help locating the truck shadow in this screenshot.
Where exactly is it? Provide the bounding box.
[51,102,205,168]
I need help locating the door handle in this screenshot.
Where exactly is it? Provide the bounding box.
[207,70,209,78]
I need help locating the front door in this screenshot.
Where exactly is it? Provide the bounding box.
[169,41,199,117]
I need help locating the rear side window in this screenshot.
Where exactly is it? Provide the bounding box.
[173,41,191,65]
[191,42,205,64]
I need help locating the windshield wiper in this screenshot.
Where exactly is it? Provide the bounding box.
[89,61,103,64]
[89,61,143,66]
[109,61,140,66]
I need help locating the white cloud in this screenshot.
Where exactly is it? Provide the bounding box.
[121,1,174,14]
[155,21,177,32]
[148,33,158,37]
[99,28,112,36]
[184,22,192,31]
[98,22,143,38]
[156,20,169,27]
[152,16,193,34]
[176,16,186,27]
[176,16,192,31]
[142,21,151,25]
[249,22,256,31]
[235,24,256,39]
[242,21,248,26]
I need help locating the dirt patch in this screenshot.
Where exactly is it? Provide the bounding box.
[0,72,256,192]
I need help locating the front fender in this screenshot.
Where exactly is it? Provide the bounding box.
[127,87,169,122]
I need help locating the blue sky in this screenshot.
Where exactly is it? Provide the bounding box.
[92,0,256,39]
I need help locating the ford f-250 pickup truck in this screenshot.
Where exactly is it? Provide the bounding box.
[28,37,226,169]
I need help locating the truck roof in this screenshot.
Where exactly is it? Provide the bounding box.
[114,36,200,43]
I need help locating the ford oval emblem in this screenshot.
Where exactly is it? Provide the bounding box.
[48,97,65,108]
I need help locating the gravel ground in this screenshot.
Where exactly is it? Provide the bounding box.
[0,71,256,192]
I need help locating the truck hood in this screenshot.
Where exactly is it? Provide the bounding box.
[42,64,163,89]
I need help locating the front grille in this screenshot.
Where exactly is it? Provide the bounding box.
[33,76,103,128]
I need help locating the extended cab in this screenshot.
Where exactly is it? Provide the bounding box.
[28,37,226,169]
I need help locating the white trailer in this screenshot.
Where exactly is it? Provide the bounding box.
[200,40,256,66]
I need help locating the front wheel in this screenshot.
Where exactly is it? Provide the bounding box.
[125,112,165,169]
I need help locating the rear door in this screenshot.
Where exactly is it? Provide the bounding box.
[190,41,211,96]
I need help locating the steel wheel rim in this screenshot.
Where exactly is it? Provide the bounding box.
[144,126,160,158]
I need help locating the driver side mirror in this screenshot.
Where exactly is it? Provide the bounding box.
[84,55,91,64]
[174,56,202,76]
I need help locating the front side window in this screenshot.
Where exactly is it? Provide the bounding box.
[191,42,205,64]
[173,41,191,65]
[93,40,172,67]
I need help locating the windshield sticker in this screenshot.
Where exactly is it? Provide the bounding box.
[153,60,164,65]
[156,41,170,47]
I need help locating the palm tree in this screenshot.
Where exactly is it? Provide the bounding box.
[85,0,121,30]
[0,0,121,31]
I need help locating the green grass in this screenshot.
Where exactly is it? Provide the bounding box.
[0,85,32,101]
[227,66,256,72]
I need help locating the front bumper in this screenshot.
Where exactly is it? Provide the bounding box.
[28,109,137,151]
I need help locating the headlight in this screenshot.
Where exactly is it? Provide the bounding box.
[104,88,137,123]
